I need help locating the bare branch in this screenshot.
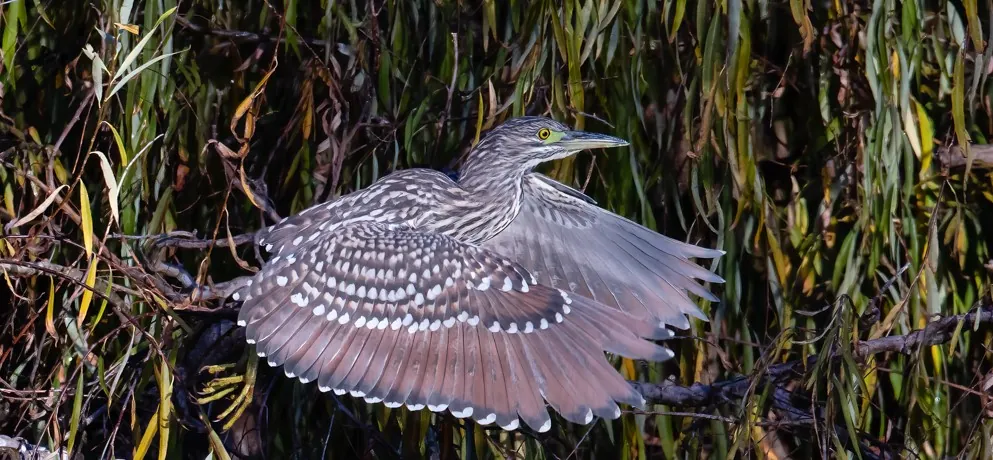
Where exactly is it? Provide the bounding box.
[0,259,130,309]
[109,230,260,250]
[175,15,340,49]
[939,143,993,169]
[0,259,168,361]
[632,304,993,407]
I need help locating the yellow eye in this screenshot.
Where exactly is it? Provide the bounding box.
[537,128,551,140]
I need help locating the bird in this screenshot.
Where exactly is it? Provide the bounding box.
[233,116,724,433]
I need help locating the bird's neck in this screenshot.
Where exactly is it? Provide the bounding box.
[456,135,532,195]
[458,162,527,195]
[444,155,528,243]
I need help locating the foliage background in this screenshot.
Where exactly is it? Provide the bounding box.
[1,0,992,458]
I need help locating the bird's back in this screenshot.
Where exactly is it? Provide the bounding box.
[260,167,527,256]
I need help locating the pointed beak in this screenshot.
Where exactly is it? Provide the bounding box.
[558,130,629,151]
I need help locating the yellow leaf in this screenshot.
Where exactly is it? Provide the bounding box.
[157,357,173,460]
[474,89,484,146]
[903,105,921,159]
[299,89,312,141]
[54,158,68,183]
[80,183,93,258]
[115,23,140,35]
[231,65,277,142]
[203,413,232,460]
[28,126,41,144]
[890,49,899,79]
[134,403,159,460]
[964,0,986,52]
[621,358,636,379]
[46,276,58,339]
[952,51,973,182]
[3,183,14,216]
[245,109,257,140]
[77,258,98,328]
[4,184,67,231]
[915,99,934,175]
[102,122,129,164]
[239,163,262,209]
[210,139,242,159]
[788,0,815,53]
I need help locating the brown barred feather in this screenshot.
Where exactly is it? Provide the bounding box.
[411,326,449,410]
[315,325,361,393]
[339,327,392,398]
[429,324,463,412]
[356,328,403,399]
[477,326,510,426]
[385,326,431,408]
[293,320,344,384]
[265,307,320,368]
[323,327,373,393]
[499,334,547,431]
[525,329,592,424]
[365,327,413,404]
[280,319,335,380]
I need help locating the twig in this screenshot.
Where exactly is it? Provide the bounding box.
[187,277,253,305]
[52,89,95,155]
[939,143,993,169]
[220,159,282,224]
[0,259,168,363]
[434,32,458,157]
[631,304,993,407]
[0,259,130,309]
[108,230,260,250]
[175,16,340,49]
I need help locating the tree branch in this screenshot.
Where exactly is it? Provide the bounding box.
[632,304,993,407]
[109,230,260,250]
[0,259,130,310]
[0,259,169,361]
[939,143,993,169]
[175,16,340,49]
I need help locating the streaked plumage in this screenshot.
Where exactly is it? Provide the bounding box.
[234,117,723,432]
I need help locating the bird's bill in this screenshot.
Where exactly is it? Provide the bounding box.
[558,131,629,151]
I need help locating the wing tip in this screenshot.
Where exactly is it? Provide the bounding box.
[536,418,552,433]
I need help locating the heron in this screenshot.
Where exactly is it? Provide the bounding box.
[233,116,723,433]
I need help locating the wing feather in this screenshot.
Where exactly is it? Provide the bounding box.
[428,323,462,412]
[500,334,548,430]
[367,327,413,406]
[477,323,511,426]
[341,326,394,398]
[239,221,674,431]
[483,173,723,330]
[416,325,450,411]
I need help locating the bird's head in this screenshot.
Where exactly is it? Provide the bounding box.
[466,117,629,174]
[490,116,628,164]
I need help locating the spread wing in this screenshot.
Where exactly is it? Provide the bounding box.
[236,222,672,432]
[482,174,724,330]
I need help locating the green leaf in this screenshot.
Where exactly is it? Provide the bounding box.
[952,51,972,181]
[1,0,27,80]
[67,370,85,455]
[108,49,184,99]
[114,6,177,81]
